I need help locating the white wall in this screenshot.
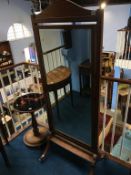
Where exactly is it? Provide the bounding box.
[88,4,130,51]
[0,2,130,64]
[0,0,34,64]
[39,29,62,52]
[103,4,130,51]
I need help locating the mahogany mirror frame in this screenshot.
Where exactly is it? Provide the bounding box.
[31,0,103,155]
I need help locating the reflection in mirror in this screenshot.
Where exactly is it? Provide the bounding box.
[39,28,92,145]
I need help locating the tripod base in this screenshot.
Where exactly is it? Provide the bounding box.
[23,126,48,147]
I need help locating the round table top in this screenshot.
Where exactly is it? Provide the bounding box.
[29,66,71,93]
[13,93,45,113]
[47,66,71,86]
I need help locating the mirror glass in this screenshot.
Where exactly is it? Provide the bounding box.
[39,28,92,145]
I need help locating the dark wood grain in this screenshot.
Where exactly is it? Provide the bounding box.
[72,0,131,6]
[31,17,54,133]
[43,45,65,55]
[101,76,131,85]
[50,136,95,163]
[31,0,103,163]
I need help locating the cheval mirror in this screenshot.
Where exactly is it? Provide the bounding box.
[32,0,103,166]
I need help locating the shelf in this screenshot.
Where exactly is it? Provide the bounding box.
[0,41,13,69]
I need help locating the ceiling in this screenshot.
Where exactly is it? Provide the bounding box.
[27,0,131,12]
[72,0,131,6]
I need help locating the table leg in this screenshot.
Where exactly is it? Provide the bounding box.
[39,140,50,161]
[70,79,73,106]
[54,90,60,119]
[31,112,40,136]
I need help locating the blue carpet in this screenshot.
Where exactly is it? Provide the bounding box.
[0,131,130,175]
[53,92,92,145]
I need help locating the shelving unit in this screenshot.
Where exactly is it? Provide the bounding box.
[101,51,115,75]
[0,41,13,69]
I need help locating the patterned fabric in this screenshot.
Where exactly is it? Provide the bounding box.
[112,130,131,162]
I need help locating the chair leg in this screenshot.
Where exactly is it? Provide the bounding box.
[54,90,60,119]
[39,140,50,161]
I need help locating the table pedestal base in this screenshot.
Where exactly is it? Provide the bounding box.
[23,126,48,147]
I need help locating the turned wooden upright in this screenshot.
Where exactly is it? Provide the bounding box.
[0,117,9,166]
